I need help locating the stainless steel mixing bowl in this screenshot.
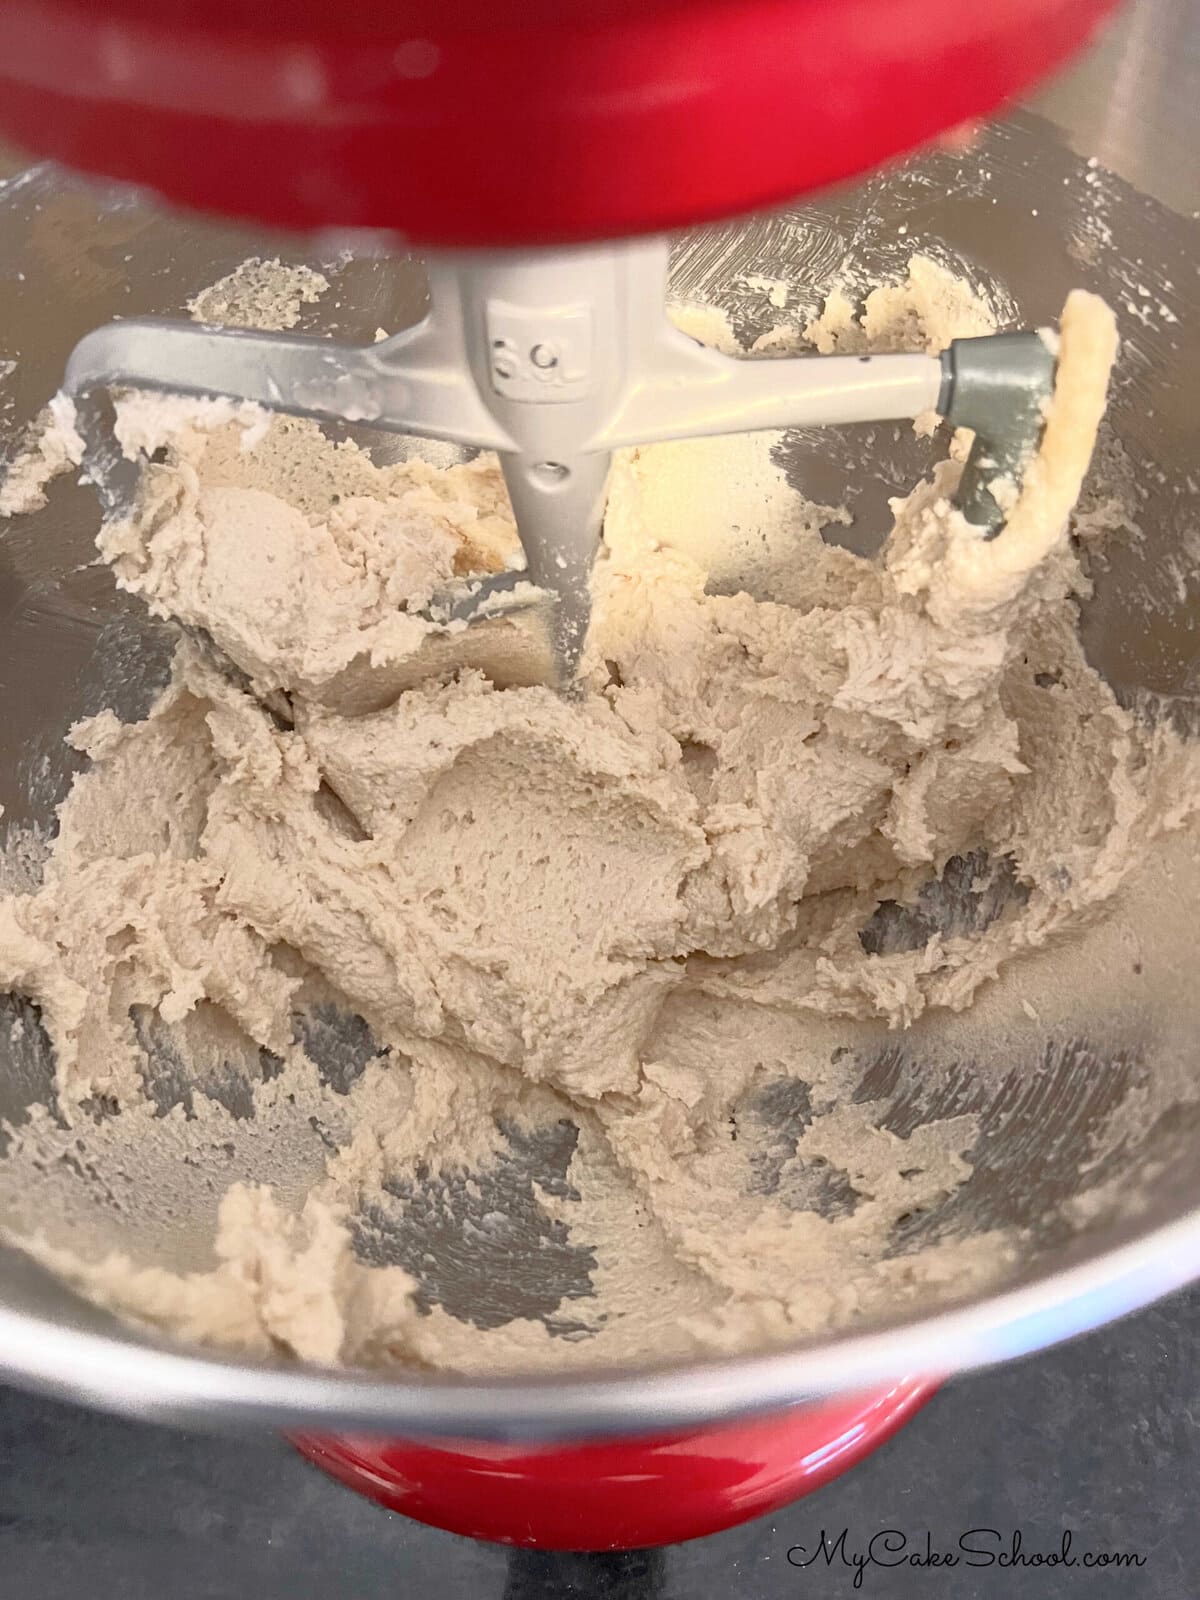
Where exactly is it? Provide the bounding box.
[0,0,1196,1440]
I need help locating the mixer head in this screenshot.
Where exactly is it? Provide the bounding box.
[0,0,1121,245]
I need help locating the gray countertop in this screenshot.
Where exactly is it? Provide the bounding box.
[0,1286,1194,1599]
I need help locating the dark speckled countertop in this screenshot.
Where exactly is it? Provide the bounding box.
[0,1287,1194,1598]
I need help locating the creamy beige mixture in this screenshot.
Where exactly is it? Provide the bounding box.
[0,255,1194,1373]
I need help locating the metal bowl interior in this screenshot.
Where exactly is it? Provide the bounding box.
[0,3,1197,1439]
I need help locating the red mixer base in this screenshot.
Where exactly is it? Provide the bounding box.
[291,1378,936,1548]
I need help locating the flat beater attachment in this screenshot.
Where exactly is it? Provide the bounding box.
[64,238,1056,686]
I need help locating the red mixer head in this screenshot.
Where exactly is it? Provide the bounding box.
[0,0,1117,246]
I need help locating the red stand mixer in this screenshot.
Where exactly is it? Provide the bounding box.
[0,0,1127,1550]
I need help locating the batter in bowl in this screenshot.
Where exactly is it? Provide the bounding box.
[0,255,1193,1372]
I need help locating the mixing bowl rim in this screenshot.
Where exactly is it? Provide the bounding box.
[2,1203,1196,1439]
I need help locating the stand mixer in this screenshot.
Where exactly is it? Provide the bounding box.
[0,0,1116,684]
[8,0,1193,1559]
